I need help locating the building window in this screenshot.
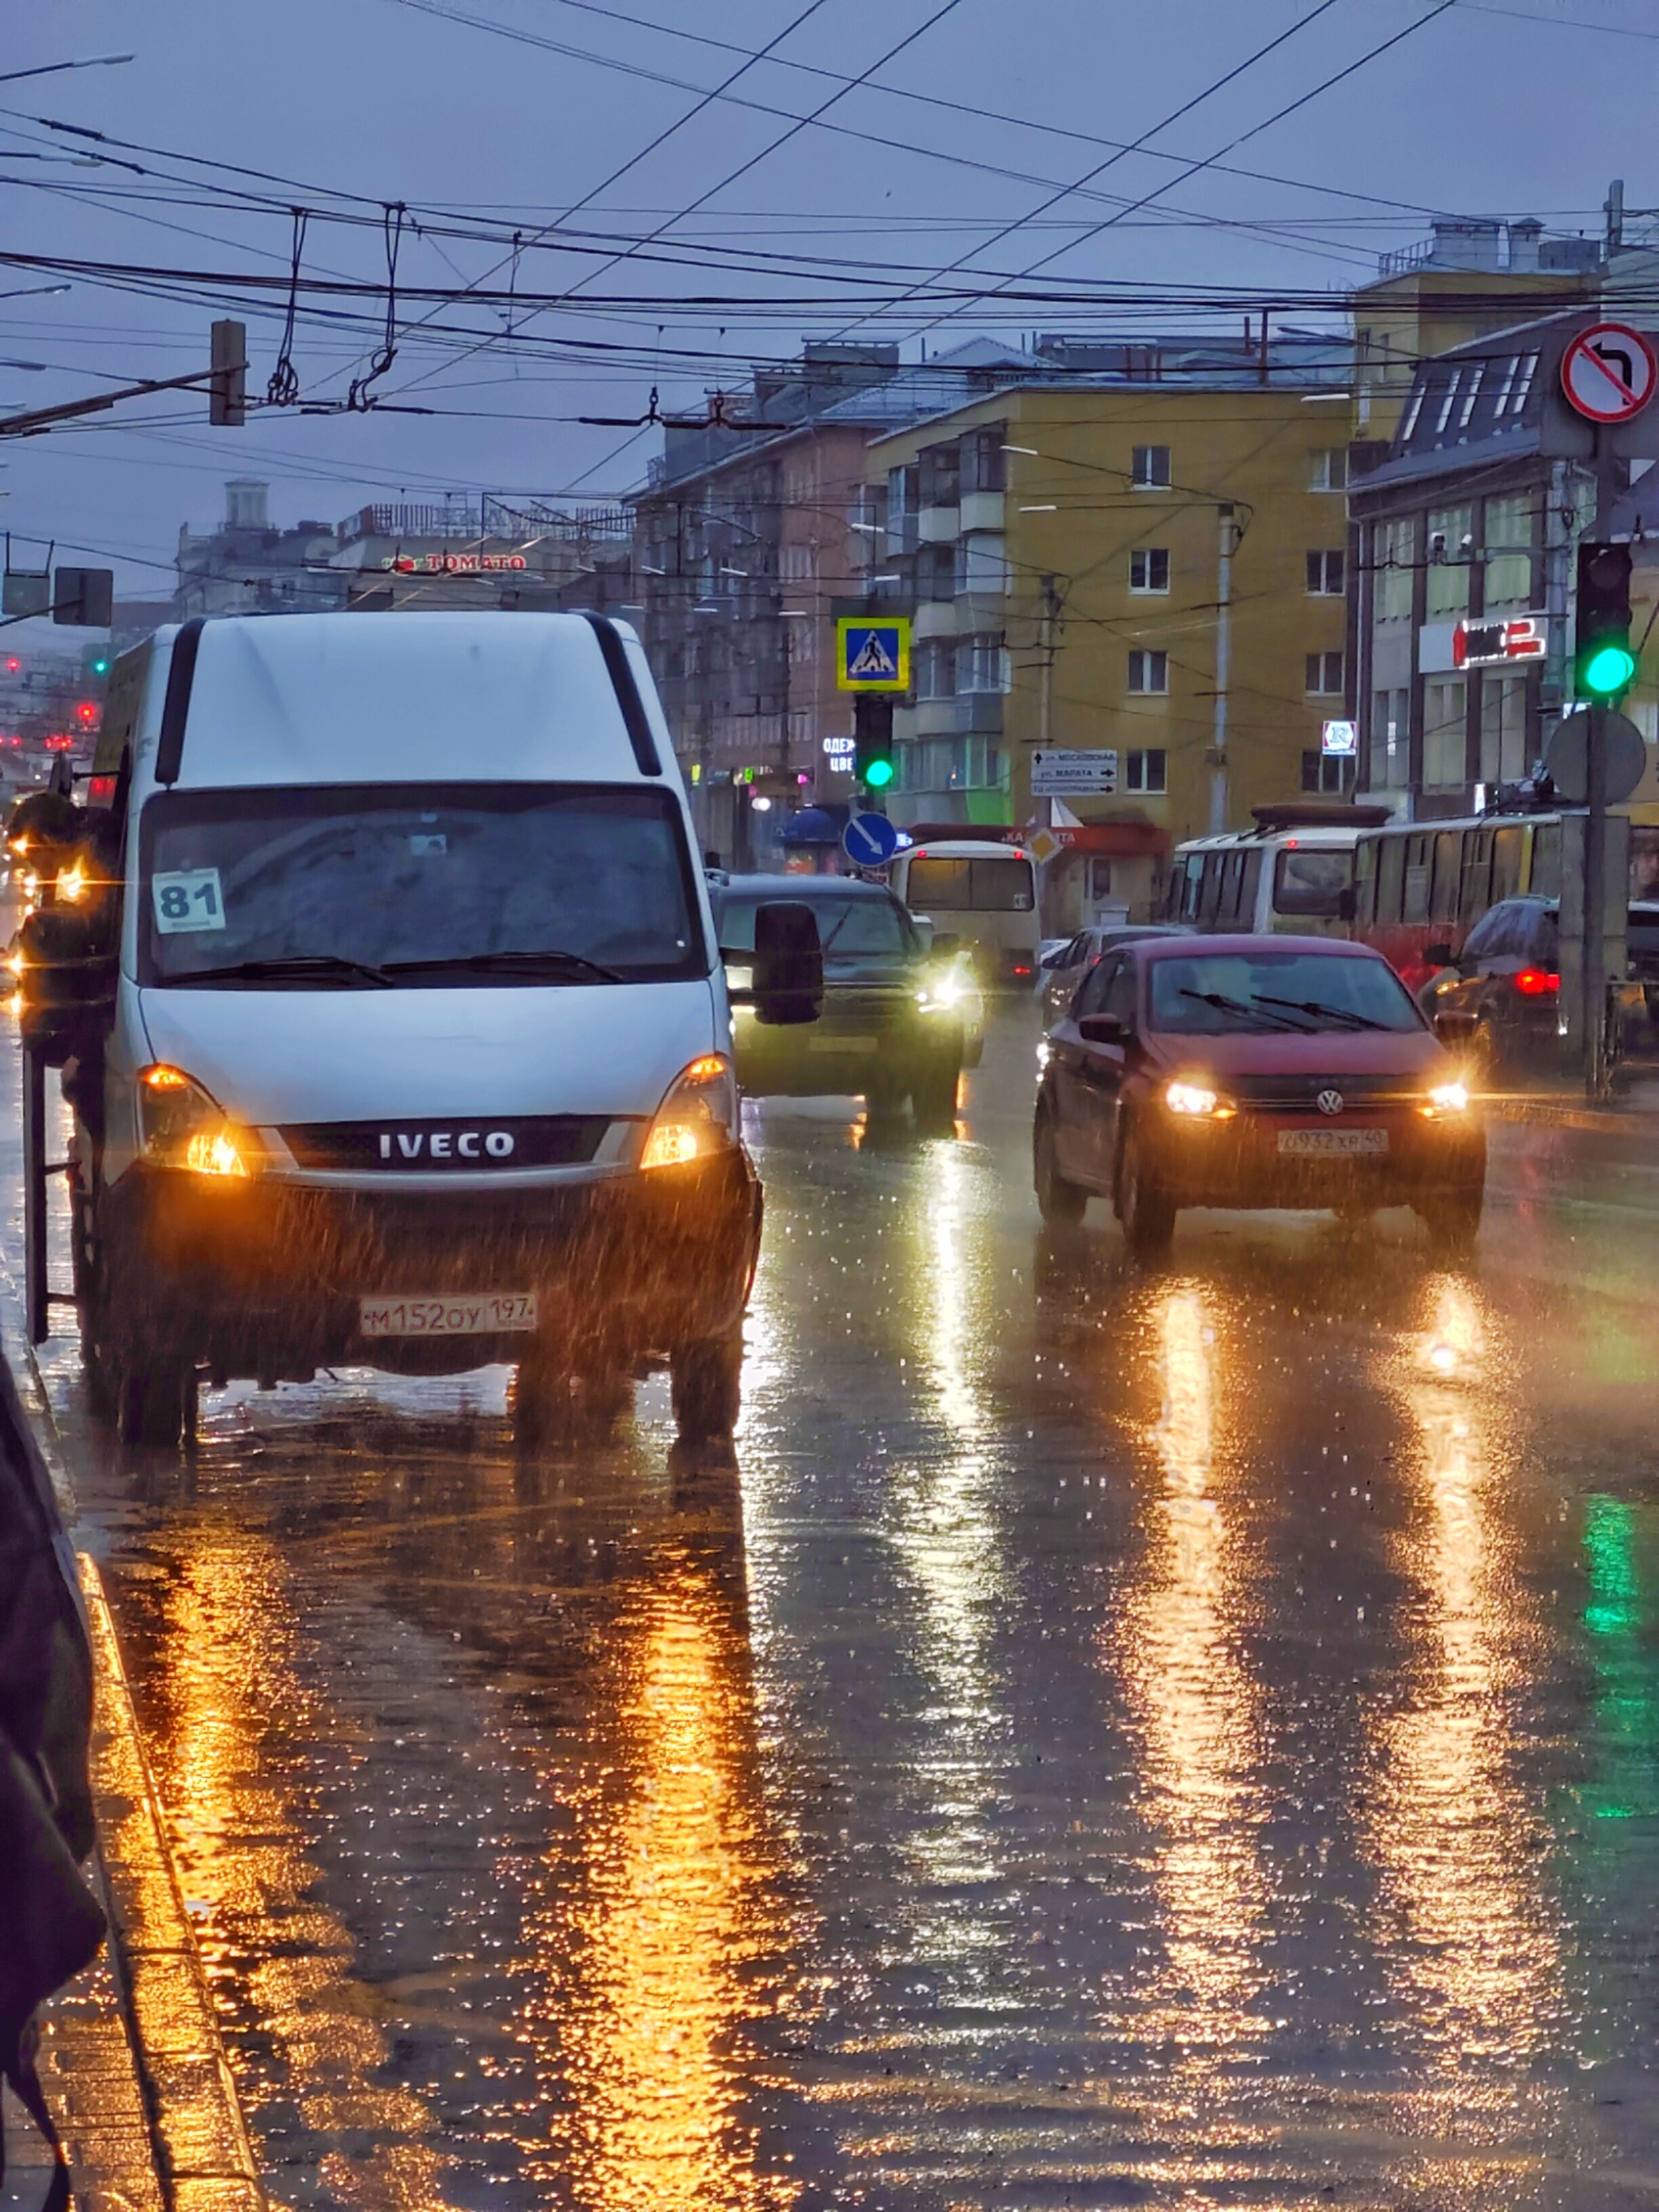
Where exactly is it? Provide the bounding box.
[918,543,955,601]
[1425,503,1473,619]
[1482,492,1533,612]
[1132,445,1171,490]
[1310,448,1348,492]
[1130,547,1171,593]
[1125,747,1166,793]
[1128,649,1169,694]
[957,632,1010,693]
[1373,515,1414,622]
[1479,672,1529,784]
[1369,684,1409,791]
[1306,549,1345,595]
[1305,650,1345,695]
[1303,751,1357,793]
[959,424,1007,494]
[915,637,955,701]
[1423,676,1467,790]
[957,531,1007,595]
[918,440,960,509]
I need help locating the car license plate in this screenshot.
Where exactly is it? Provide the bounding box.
[1277,1127,1388,1157]
[811,1034,877,1052]
[359,1293,538,1338]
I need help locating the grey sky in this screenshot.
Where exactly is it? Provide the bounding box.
[0,0,1652,600]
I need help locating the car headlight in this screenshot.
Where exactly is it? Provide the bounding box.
[1420,1080,1470,1119]
[641,1053,738,1169]
[1165,1079,1235,1120]
[915,972,965,1014]
[137,1063,253,1177]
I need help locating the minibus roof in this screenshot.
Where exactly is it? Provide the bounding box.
[139,612,671,792]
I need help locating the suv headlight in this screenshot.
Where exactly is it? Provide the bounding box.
[642,1053,738,1169]
[137,1063,253,1178]
[1165,1078,1235,1120]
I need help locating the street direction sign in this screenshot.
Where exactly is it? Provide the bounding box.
[835,616,910,692]
[842,810,901,865]
[1030,747,1118,795]
[1542,707,1648,804]
[1561,322,1658,425]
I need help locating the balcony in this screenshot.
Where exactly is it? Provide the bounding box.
[913,601,960,641]
[959,491,1004,533]
[952,692,1003,735]
[918,504,960,544]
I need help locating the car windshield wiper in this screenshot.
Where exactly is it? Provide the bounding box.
[1254,992,1390,1032]
[381,948,623,983]
[166,953,393,988]
[1178,986,1312,1033]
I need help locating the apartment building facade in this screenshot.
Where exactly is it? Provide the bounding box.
[627,339,1034,865]
[858,335,1360,919]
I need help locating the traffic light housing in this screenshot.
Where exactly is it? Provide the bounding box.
[1576,540,1636,700]
[52,568,113,628]
[853,695,894,792]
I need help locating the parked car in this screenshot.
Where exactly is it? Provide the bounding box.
[711,874,965,1125]
[1034,934,1486,1255]
[1419,895,1659,1071]
[1038,921,1196,1029]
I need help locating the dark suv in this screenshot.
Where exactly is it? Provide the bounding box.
[710,875,965,1126]
[1422,897,1659,1071]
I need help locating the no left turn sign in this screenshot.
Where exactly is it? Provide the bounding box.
[1561,321,1659,424]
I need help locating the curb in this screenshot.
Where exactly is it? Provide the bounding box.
[7,1332,266,2212]
[1490,1097,1659,1135]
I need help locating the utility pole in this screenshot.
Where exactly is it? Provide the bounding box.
[1037,573,1061,829]
[1209,505,1237,834]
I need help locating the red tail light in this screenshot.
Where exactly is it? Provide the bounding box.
[1514,969,1559,995]
[1011,963,1032,978]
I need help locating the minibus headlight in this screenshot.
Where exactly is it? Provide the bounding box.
[642,1053,738,1170]
[137,1063,253,1178]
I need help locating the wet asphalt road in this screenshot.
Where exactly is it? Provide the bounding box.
[15,1006,1659,2210]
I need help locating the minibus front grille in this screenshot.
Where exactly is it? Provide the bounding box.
[279,1114,610,1171]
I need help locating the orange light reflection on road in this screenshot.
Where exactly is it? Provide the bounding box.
[1365,1275,1568,2177]
[1117,1283,1272,2084]
[536,1554,799,2212]
[147,1524,452,2211]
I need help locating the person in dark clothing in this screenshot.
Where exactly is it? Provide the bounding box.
[0,1349,104,2210]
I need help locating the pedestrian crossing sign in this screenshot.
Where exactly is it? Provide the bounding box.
[835,616,910,693]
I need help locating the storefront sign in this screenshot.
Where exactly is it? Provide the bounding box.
[379,551,529,573]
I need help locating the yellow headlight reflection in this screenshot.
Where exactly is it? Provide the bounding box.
[184,1128,249,1178]
[1421,1080,1470,1119]
[641,1123,702,1170]
[1166,1079,1235,1119]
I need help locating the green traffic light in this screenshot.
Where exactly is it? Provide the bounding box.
[1582,642,1638,698]
[90,655,111,676]
[863,757,895,789]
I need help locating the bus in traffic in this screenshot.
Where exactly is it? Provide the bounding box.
[1158,803,1389,937]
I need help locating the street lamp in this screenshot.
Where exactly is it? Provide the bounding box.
[0,288,71,305]
[0,55,134,85]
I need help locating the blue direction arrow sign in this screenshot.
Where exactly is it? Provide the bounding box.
[842,811,901,866]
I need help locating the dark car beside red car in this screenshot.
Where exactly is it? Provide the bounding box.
[1034,934,1486,1255]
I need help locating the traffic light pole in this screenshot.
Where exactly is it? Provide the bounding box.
[1584,701,1607,1098]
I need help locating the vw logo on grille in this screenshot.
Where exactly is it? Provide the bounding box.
[1316,1089,1345,1116]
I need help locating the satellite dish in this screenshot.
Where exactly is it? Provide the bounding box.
[1542,708,1648,805]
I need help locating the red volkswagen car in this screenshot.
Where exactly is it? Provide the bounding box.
[1034,934,1485,1255]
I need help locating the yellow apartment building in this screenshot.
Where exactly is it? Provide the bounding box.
[860,332,1360,918]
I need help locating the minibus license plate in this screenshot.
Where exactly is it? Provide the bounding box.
[1277,1127,1388,1157]
[360,1294,538,1338]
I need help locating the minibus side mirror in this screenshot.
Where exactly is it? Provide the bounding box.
[928,931,961,958]
[750,901,823,1026]
[1422,941,1454,970]
[1337,885,1358,923]
[1432,1008,1478,1044]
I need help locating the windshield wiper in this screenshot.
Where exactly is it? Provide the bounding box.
[1178,986,1312,1033]
[167,953,394,988]
[381,949,623,983]
[1254,992,1389,1032]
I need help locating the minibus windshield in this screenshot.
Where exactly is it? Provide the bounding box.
[139,782,706,987]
